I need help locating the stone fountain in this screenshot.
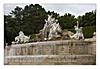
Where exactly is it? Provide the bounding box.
[4,14,96,65]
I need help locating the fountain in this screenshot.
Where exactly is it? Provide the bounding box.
[4,13,96,65]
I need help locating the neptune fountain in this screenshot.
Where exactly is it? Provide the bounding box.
[4,13,96,65]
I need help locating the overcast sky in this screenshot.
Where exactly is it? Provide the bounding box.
[4,3,96,18]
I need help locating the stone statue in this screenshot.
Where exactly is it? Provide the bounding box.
[42,19,50,40]
[70,21,84,40]
[15,31,30,44]
[47,14,52,23]
[77,27,84,40]
[48,22,62,40]
[42,14,62,40]
[74,21,79,31]
[47,14,55,24]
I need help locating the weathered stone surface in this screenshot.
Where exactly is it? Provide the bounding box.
[4,40,96,65]
[8,40,95,56]
[4,55,96,65]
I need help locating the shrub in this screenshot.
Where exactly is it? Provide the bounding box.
[29,34,36,39]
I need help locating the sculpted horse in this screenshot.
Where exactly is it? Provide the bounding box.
[15,31,30,43]
[15,36,20,43]
[15,35,30,43]
[48,22,62,40]
[42,14,62,40]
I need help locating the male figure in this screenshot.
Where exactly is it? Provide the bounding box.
[70,21,84,40]
[72,21,79,39]
[43,14,55,40]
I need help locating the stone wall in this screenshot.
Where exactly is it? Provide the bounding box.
[8,40,95,56]
[4,40,96,65]
[4,46,11,57]
[5,55,96,65]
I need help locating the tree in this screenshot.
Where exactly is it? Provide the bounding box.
[77,10,96,27]
[22,4,47,34]
[47,11,60,19]
[5,4,47,45]
[58,13,77,29]
[4,15,17,45]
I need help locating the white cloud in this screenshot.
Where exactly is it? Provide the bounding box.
[4,3,96,18]
[4,3,28,15]
[41,4,96,17]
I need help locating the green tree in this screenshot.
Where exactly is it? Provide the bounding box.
[22,4,47,34]
[58,13,77,29]
[5,4,47,45]
[77,10,96,27]
[47,11,60,19]
[4,15,17,45]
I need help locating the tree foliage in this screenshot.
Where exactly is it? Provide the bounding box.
[4,4,96,45]
[58,13,77,29]
[77,10,96,27]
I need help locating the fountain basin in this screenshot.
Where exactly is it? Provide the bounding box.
[5,40,96,65]
[8,40,95,56]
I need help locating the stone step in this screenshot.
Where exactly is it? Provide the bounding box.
[4,55,96,65]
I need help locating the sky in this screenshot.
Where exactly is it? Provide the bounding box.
[4,3,96,17]
[4,3,96,18]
